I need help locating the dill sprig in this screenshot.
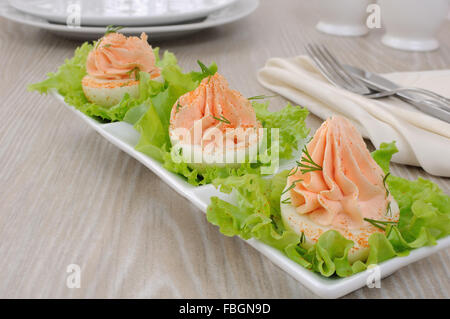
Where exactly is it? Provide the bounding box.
[382,173,390,198]
[126,67,140,80]
[281,179,303,196]
[297,146,322,174]
[105,25,124,35]
[176,102,183,113]
[385,201,392,217]
[95,25,124,48]
[363,217,397,231]
[248,94,277,101]
[300,232,306,244]
[212,114,231,124]
[281,198,292,205]
[197,60,216,82]
[287,166,299,177]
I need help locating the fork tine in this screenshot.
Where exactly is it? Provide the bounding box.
[306,44,371,95]
[318,45,371,94]
[305,44,351,91]
[309,44,358,90]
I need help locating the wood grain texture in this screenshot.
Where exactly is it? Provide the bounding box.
[0,0,449,298]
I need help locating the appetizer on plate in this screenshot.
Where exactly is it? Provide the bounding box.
[169,73,263,170]
[82,31,161,107]
[133,61,310,186]
[207,115,449,278]
[29,26,176,122]
[280,116,399,262]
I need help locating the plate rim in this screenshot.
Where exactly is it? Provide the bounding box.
[8,0,238,26]
[1,0,259,35]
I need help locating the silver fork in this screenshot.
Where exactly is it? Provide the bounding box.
[306,44,450,106]
[365,87,450,105]
[305,44,450,123]
[305,44,371,95]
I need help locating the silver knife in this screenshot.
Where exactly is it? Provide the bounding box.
[343,65,450,124]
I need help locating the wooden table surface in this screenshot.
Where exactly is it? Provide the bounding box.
[0,0,449,299]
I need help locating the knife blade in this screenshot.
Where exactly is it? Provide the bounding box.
[343,64,450,124]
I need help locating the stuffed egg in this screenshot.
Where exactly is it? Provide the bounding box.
[82,32,160,107]
[280,116,399,262]
[169,73,263,170]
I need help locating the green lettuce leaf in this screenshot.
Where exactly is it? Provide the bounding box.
[207,171,306,251]
[252,102,309,159]
[372,142,450,247]
[154,48,177,69]
[134,61,218,178]
[28,42,92,102]
[133,63,309,186]
[206,141,450,277]
[29,43,176,122]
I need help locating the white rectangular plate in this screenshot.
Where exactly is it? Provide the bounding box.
[52,91,450,298]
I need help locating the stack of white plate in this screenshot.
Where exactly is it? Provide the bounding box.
[0,0,259,40]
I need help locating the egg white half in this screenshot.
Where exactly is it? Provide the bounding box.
[81,75,163,108]
[82,75,139,108]
[280,181,400,263]
[169,127,264,171]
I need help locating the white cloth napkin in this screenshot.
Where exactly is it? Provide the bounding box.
[257,56,450,177]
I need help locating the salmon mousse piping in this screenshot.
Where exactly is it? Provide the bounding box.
[288,116,394,231]
[169,73,262,149]
[86,32,160,80]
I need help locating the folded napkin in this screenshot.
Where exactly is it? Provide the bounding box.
[258,56,450,177]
